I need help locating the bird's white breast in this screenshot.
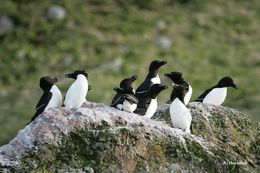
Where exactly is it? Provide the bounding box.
[184,85,193,105]
[64,74,88,108]
[45,85,62,110]
[116,104,123,110]
[203,87,227,105]
[151,75,161,84]
[170,98,192,133]
[122,100,137,113]
[143,99,157,118]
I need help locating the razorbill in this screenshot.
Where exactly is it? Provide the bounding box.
[112,87,138,113]
[194,76,238,105]
[135,84,167,118]
[170,84,192,133]
[136,60,167,94]
[111,75,138,110]
[164,71,192,105]
[28,76,62,124]
[64,70,90,108]
[113,87,139,113]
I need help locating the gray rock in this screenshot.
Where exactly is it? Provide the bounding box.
[0,15,14,35]
[0,102,259,172]
[47,5,67,20]
[155,35,172,49]
[155,20,166,30]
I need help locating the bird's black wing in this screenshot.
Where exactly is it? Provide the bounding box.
[111,87,135,107]
[135,91,151,115]
[169,89,177,102]
[137,97,151,109]
[88,85,92,91]
[27,91,52,124]
[111,93,124,107]
[134,98,151,115]
[124,94,138,104]
[194,87,214,102]
[136,80,152,93]
[35,91,52,111]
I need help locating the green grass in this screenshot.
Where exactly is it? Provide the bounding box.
[0,0,260,145]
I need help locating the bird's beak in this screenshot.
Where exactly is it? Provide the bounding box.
[54,77,58,83]
[159,60,168,66]
[130,75,138,82]
[88,85,92,91]
[159,84,167,90]
[164,73,170,77]
[233,83,238,89]
[65,73,72,78]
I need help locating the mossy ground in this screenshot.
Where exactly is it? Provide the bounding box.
[0,0,260,145]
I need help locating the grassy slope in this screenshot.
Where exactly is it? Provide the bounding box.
[0,0,259,145]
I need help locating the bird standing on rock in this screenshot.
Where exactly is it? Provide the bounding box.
[194,76,238,105]
[28,76,62,124]
[170,84,192,133]
[111,75,138,110]
[113,87,139,113]
[135,84,167,118]
[136,60,167,94]
[64,70,90,109]
[164,71,192,105]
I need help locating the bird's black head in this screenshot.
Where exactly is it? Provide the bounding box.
[120,75,138,91]
[149,60,167,72]
[172,84,189,103]
[65,70,88,80]
[164,71,183,84]
[149,84,167,99]
[40,76,58,91]
[217,77,238,89]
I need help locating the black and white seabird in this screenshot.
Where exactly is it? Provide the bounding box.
[135,84,167,118]
[28,76,62,124]
[170,84,192,133]
[122,94,138,113]
[113,87,138,113]
[111,75,138,110]
[64,70,90,108]
[194,76,238,105]
[165,71,192,105]
[136,60,167,94]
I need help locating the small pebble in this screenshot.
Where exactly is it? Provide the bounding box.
[47,5,67,20]
[155,36,172,49]
[0,15,14,35]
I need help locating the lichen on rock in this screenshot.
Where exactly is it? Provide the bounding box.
[0,102,259,172]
